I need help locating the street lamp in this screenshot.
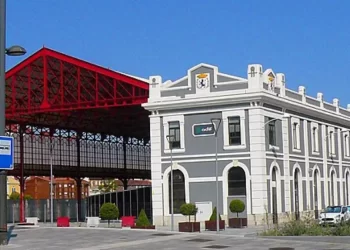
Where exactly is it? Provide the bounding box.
[210,118,222,234]
[262,113,290,127]
[0,0,27,245]
[50,141,55,224]
[166,135,175,231]
[5,45,26,57]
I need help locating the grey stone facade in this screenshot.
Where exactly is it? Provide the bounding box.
[142,63,350,226]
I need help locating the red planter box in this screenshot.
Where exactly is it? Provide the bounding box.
[178,222,200,232]
[229,218,247,228]
[130,225,156,229]
[57,217,70,227]
[121,216,136,227]
[205,220,225,231]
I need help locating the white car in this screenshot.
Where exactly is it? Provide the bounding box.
[319,205,348,225]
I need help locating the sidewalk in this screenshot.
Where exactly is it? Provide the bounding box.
[24,222,265,237]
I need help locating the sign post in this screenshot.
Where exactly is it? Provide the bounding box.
[0,135,14,245]
[0,136,14,170]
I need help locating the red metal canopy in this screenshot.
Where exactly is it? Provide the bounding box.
[5,47,150,138]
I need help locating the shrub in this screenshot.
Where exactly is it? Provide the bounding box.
[99,202,119,227]
[180,203,198,222]
[136,209,151,227]
[209,207,222,221]
[229,200,245,218]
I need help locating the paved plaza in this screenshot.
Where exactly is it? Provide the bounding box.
[1,227,350,250]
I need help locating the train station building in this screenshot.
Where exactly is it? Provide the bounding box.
[142,63,350,226]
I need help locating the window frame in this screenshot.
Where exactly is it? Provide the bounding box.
[291,117,301,152]
[168,121,181,149]
[228,116,241,146]
[222,110,246,150]
[311,122,319,155]
[328,127,336,156]
[168,170,186,214]
[163,115,185,153]
[343,130,350,158]
[268,118,277,146]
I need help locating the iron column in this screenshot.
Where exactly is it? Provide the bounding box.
[50,142,54,224]
[211,118,222,234]
[0,0,7,245]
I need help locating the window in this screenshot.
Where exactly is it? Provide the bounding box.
[163,115,185,153]
[293,123,298,149]
[228,117,241,145]
[168,121,181,149]
[222,110,246,150]
[291,118,300,151]
[169,170,185,214]
[228,167,246,196]
[329,129,336,155]
[11,187,15,193]
[344,133,350,157]
[311,123,319,153]
[268,119,276,146]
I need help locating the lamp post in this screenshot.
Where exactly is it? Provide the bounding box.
[211,118,222,234]
[166,135,175,231]
[0,0,27,245]
[50,141,55,224]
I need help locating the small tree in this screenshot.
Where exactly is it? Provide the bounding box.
[99,202,119,227]
[136,209,151,227]
[24,194,33,200]
[180,203,198,222]
[8,192,20,200]
[209,206,222,221]
[229,199,245,218]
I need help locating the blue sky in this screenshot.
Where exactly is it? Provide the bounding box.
[5,0,350,106]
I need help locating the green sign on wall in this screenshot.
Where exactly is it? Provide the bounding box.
[192,123,215,137]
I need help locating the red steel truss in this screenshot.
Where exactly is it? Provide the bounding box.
[4,47,151,222]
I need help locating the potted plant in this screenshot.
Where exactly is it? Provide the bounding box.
[229,199,246,228]
[131,209,156,229]
[178,203,200,232]
[99,202,119,227]
[205,206,225,231]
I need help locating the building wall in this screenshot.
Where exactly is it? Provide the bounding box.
[7,176,20,197]
[25,177,89,200]
[143,62,350,226]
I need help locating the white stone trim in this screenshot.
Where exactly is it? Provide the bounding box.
[291,117,301,152]
[162,115,185,153]
[149,116,163,221]
[303,119,311,209]
[162,164,190,216]
[344,168,350,205]
[222,161,251,216]
[310,122,320,155]
[269,161,282,213]
[189,177,223,183]
[311,165,322,210]
[161,156,251,164]
[292,163,304,212]
[343,130,350,159]
[329,166,338,206]
[161,151,250,160]
[222,109,246,150]
[327,126,336,156]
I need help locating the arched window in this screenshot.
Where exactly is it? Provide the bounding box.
[331,171,335,205]
[346,172,350,205]
[294,168,301,219]
[228,167,246,196]
[169,170,185,214]
[271,167,278,224]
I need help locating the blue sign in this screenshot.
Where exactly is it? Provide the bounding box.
[0,136,14,170]
[193,123,215,137]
